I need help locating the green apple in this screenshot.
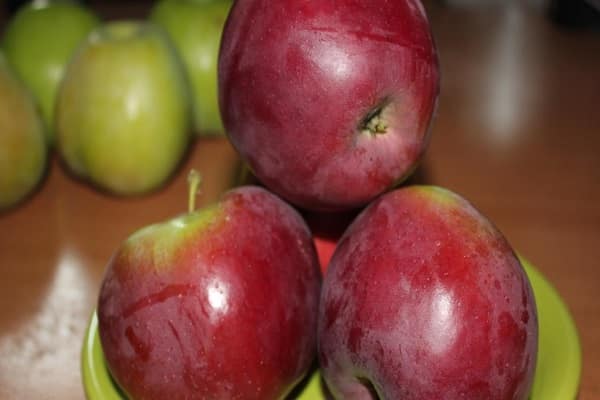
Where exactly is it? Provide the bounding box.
[1,0,100,144]
[55,20,192,196]
[0,53,47,210]
[150,0,233,136]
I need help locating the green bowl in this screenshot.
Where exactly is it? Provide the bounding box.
[82,258,581,399]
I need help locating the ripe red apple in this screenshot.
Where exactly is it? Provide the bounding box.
[318,186,538,399]
[218,0,439,211]
[97,181,321,399]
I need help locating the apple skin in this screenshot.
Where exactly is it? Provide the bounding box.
[56,21,191,195]
[1,0,100,144]
[0,53,46,210]
[97,185,322,399]
[318,186,538,399]
[218,0,439,211]
[150,0,233,136]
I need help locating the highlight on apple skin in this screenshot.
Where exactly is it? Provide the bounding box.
[318,185,538,399]
[218,0,440,211]
[97,185,322,399]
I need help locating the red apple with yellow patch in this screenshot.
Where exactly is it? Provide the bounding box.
[98,175,321,399]
[318,186,538,399]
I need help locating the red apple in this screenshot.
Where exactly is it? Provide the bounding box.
[218,0,439,211]
[318,186,538,399]
[97,183,321,399]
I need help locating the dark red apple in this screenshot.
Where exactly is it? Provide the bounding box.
[97,183,321,399]
[218,0,439,211]
[318,186,538,399]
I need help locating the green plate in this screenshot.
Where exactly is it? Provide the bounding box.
[82,258,581,399]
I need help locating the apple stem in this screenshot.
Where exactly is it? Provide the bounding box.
[187,169,202,213]
[366,114,388,134]
[361,100,390,135]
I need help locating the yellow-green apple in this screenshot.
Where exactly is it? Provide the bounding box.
[0,53,46,210]
[97,180,322,399]
[318,186,538,399]
[56,20,192,195]
[150,0,233,136]
[1,0,100,144]
[218,0,439,211]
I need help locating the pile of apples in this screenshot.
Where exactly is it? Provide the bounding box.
[98,1,540,399]
[4,0,539,399]
[0,0,232,208]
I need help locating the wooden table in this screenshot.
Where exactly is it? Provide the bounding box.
[1,1,598,399]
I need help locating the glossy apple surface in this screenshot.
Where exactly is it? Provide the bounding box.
[97,185,321,399]
[318,186,538,399]
[219,0,439,211]
[1,0,100,143]
[0,53,46,210]
[150,0,233,136]
[56,21,191,195]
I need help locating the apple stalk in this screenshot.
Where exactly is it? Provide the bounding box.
[187,169,202,213]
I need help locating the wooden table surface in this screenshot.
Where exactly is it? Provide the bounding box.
[1,1,599,399]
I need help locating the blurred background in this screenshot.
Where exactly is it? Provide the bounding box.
[1,0,599,399]
[2,0,600,29]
